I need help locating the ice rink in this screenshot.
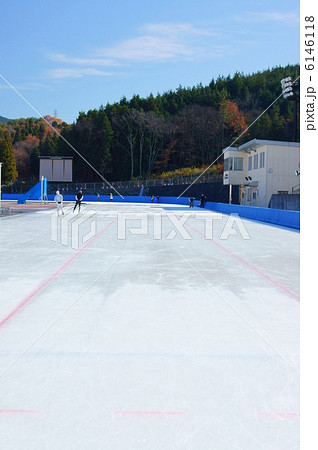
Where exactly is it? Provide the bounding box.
[0,201,299,449]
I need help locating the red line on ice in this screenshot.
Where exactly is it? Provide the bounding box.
[0,410,40,414]
[186,223,300,302]
[113,411,185,416]
[0,215,119,329]
[9,205,55,209]
[258,412,300,419]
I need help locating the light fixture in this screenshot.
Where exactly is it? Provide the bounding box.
[281,77,299,100]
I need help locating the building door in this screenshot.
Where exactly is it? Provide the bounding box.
[246,187,251,206]
[252,189,258,206]
[240,187,247,205]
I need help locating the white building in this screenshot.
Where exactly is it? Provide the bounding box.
[223,139,300,207]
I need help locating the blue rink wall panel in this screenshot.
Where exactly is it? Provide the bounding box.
[1,194,299,229]
[203,202,300,230]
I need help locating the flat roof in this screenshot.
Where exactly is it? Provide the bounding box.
[223,139,300,154]
[39,156,73,159]
[222,146,238,154]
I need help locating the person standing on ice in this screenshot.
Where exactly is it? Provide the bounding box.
[54,190,64,215]
[73,188,83,213]
[200,193,206,208]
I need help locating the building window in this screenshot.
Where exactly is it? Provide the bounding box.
[234,157,243,171]
[224,157,233,171]
[248,156,252,171]
[253,154,258,169]
[259,152,265,168]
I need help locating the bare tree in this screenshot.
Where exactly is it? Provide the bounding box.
[171,105,223,166]
[132,110,147,177]
[144,113,167,175]
[112,110,138,179]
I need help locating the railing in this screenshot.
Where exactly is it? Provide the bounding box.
[292,184,300,194]
[46,172,222,194]
[1,180,37,194]
[143,172,222,187]
[2,172,223,195]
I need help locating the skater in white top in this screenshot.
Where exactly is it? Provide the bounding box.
[54,190,64,215]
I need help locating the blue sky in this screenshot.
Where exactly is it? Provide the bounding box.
[0,0,299,123]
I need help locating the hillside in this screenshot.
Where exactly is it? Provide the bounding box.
[0,115,9,123]
[1,64,300,183]
[1,116,63,180]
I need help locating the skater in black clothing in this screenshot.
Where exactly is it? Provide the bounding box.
[74,189,83,212]
[189,196,194,208]
[200,193,206,208]
[156,195,160,203]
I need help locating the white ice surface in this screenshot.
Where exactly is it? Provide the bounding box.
[0,203,299,449]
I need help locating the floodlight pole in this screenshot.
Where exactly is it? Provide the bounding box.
[293,99,297,142]
[0,162,2,209]
[281,77,299,142]
[40,175,44,204]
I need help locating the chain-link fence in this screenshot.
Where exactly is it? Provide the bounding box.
[2,172,222,195]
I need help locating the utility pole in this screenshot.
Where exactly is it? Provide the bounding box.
[0,162,2,209]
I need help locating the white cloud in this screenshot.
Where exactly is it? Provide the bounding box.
[46,22,224,79]
[48,68,115,79]
[243,11,299,25]
[49,52,118,67]
[0,82,51,90]
[96,35,194,62]
[142,22,216,37]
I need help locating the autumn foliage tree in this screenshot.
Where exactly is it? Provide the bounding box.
[219,99,248,147]
[0,129,18,184]
[13,134,40,178]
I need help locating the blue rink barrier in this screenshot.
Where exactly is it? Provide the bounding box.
[203,202,300,230]
[45,195,191,205]
[1,193,299,229]
[1,180,48,204]
[17,178,47,204]
[2,194,26,201]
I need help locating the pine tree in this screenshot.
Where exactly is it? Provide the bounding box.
[0,129,18,184]
[13,127,22,143]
